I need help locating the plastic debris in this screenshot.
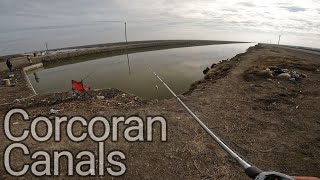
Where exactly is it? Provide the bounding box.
[96,95,105,100]
[14,99,21,103]
[48,108,60,115]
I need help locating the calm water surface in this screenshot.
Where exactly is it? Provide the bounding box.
[28,43,255,99]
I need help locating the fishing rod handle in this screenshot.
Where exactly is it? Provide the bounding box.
[254,171,295,180]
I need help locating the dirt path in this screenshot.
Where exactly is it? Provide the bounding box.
[0,44,319,179]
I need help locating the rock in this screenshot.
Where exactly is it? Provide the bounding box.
[291,71,307,80]
[300,73,307,78]
[262,69,274,78]
[134,97,139,101]
[3,79,11,86]
[277,73,291,79]
[98,111,105,115]
[96,95,105,100]
[211,63,217,68]
[203,67,210,74]
[270,67,287,75]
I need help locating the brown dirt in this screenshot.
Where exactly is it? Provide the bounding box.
[0,44,319,179]
[0,70,34,105]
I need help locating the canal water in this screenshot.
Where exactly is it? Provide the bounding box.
[28,43,255,99]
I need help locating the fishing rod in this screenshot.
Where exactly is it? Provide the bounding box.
[151,70,294,180]
[80,72,93,82]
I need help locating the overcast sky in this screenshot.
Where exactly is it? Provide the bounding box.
[0,0,319,55]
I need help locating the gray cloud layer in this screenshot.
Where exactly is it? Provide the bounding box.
[0,0,319,54]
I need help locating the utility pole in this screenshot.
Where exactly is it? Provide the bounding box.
[278,35,281,45]
[124,22,128,43]
[124,22,131,75]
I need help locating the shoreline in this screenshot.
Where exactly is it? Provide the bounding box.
[0,40,248,62]
[0,40,249,72]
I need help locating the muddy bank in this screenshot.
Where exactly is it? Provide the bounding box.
[0,44,319,179]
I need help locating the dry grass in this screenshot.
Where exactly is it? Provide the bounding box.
[260,56,319,71]
[188,60,238,94]
[243,66,273,81]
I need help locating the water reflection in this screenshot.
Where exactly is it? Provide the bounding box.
[33,72,40,83]
[126,54,131,75]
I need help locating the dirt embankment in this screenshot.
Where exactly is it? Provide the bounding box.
[0,44,319,179]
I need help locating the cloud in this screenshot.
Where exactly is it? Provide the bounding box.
[0,0,320,54]
[282,6,306,12]
[1,0,318,35]
[237,2,255,7]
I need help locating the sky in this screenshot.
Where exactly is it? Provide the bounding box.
[0,0,319,55]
